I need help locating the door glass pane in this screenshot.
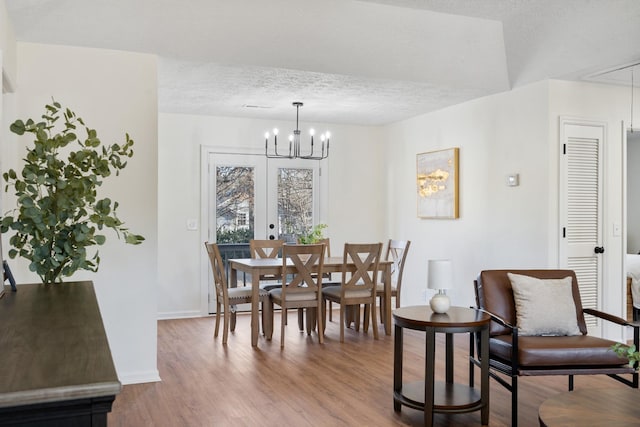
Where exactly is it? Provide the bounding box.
[216,166,254,243]
[277,167,313,242]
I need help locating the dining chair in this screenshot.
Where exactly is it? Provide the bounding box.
[322,242,383,342]
[204,242,272,344]
[249,239,285,290]
[269,243,326,348]
[376,239,410,320]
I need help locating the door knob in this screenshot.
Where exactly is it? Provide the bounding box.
[269,235,275,240]
[594,246,605,254]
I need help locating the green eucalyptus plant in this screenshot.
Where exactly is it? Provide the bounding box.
[1,100,144,284]
[612,343,640,370]
[298,223,327,244]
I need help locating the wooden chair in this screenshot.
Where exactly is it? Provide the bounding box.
[204,242,272,344]
[249,239,284,290]
[373,239,410,322]
[322,242,382,342]
[268,243,325,348]
[470,269,639,427]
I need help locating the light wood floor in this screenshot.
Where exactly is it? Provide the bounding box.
[109,311,630,426]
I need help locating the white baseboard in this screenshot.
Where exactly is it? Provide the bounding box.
[119,370,162,385]
[157,310,205,320]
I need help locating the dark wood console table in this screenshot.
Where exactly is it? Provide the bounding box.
[393,306,490,427]
[0,281,121,426]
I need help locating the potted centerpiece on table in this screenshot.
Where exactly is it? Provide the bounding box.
[1,100,144,284]
[298,223,328,244]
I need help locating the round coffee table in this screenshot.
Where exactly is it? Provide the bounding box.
[538,388,640,426]
[393,306,491,427]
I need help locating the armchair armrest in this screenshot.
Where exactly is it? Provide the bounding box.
[474,307,516,330]
[583,308,639,328]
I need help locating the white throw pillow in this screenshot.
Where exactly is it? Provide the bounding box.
[507,273,581,336]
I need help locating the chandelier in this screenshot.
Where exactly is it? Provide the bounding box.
[264,102,330,160]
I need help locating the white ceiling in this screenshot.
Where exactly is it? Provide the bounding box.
[5,0,640,125]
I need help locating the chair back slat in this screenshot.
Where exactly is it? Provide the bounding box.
[342,243,383,294]
[386,239,410,290]
[281,244,325,297]
[250,239,284,259]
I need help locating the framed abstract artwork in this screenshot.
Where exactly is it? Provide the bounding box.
[416,147,459,218]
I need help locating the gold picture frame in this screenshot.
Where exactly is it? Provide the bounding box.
[416,147,459,218]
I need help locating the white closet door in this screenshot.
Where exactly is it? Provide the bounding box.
[559,119,605,329]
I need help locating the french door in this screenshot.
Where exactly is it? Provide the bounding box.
[204,151,321,312]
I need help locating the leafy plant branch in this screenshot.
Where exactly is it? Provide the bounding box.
[1,100,144,284]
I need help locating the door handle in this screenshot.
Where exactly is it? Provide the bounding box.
[594,246,605,254]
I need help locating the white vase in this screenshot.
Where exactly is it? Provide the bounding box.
[430,292,450,313]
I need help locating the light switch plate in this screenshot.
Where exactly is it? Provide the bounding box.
[186,219,198,231]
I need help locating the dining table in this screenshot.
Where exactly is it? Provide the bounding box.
[228,256,393,346]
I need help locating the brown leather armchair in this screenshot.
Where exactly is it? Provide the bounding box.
[470,269,639,427]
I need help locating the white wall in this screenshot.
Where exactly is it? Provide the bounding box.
[384,82,550,309]
[157,112,386,318]
[5,42,159,384]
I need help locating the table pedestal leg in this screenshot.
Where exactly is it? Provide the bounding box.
[393,324,403,412]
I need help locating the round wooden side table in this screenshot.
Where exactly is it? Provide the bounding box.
[393,306,491,427]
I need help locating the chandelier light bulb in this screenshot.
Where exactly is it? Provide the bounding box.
[321,134,326,142]
[309,129,315,136]
[289,134,294,142]
[273,128,279,136]
[326,131,331,139]
[264,132,269,139]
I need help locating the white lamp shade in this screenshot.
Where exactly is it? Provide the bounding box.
[427,259,453,290]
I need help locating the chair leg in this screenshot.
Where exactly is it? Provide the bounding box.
[364,304,370,332]
[378,294,385,326]
[339,304,345,343]
[298,308,305,331]
[213,301,221,339]
[280,304,286,349]
[230,305,237,331]
[329,301,333,321]
[321,298,327,334]
[222,304,230,345]
[317,302,324,344]
[512,376,518,427]
[568,375,574,391]
[370,300,378,340]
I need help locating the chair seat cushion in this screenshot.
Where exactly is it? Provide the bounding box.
[269,288,317,302]
[323,285,371,299]
[260,281,282,291]
[490,334,626,367]
[228,287,269,301]
[376,282,397,292]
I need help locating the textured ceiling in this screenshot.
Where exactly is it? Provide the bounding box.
[5,0,640,125]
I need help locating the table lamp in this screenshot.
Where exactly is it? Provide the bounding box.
[427,259,453,313]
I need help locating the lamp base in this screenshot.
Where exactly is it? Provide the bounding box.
[429,292,450,313]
